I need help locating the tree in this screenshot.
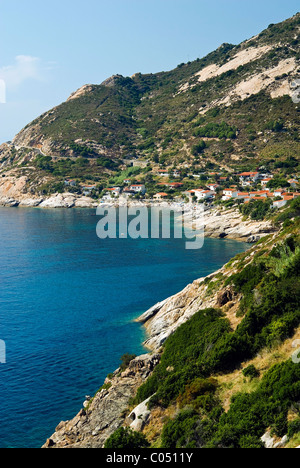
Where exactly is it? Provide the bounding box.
[192,140,206,155]
[266,177,290,190]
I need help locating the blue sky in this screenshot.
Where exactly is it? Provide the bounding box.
[0,0,299,142]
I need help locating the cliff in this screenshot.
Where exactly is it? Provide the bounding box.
[43,353,160,448]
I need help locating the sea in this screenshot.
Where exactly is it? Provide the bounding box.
[0,207,248,448]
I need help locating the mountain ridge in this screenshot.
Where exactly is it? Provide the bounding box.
[0,12,299,192]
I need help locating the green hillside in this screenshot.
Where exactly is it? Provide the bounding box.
[3,12,298,186]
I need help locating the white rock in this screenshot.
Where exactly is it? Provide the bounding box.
[39,194,75,208]
[19,198,43,207]
[261,431,275,448]
[127,396,153,432]
[274,435,288,448]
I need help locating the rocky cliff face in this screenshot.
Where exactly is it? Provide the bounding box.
[43,353,160,448]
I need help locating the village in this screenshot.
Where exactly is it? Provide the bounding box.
[64,165,299,210]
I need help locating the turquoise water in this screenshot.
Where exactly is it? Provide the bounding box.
[0,207,248,448]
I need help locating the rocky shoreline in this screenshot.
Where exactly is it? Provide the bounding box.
[42,353,160,448]
[0,193,99,209]
[0,193,276,243]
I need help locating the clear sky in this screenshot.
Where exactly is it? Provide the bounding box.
[0,0,299,143]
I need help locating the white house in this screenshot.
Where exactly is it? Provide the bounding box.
[239,172,260,186]
[172,169,181,178]
[273,199,288,209]
[288,179,299,188]
[207,184,220,192]
[130,184,146,194]
[82,184,97,196]
[261,178,272,187]
[191,189,214,201]
[157,169,170,177]
[222,189,238,201]
[249,191,269,198]
[104,188,120,197]
[65,179,77,187]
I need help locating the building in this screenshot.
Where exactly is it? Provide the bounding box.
[105,187,121,197]
[249,191,269,198]
[157,169,170,177]
[172,169,181,178]
[261,178,272,187]
[239,172,260,186]
[222,189,238,201]
[64,179,76,187]
[82,184,97,196]
[288,179,299,188]
[154,192,169,200]
[129,184,146,194]
[273,199,288,209]
[237,192,251,200]
[207,184,220,192]
[167,182,184,190]
[190,189,214,201]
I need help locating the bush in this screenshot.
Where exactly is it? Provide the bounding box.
[287,418,300,439]
[161,409,214,449]
[135,309,231,408]
[191,140,206,155]
[193,122,237,139]
[120,353,136,371]
[104,427,150,449]
[242,365,260,380]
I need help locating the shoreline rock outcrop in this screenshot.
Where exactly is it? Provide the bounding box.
[42,353,160,448]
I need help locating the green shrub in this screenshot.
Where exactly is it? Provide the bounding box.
[161,409,217,449]
[242,365,260,380]
[287,418,300,438]
[193,122,237,139]
[135,309,231,408]
[120,353,136,371]
[104,427,150,449]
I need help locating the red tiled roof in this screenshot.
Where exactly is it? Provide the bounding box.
[239,172,259,176]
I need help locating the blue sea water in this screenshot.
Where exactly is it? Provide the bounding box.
[0,207,248,448]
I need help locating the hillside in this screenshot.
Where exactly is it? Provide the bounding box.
[0,13,299,197]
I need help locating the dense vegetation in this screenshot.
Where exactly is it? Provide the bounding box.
[106,212,300,448]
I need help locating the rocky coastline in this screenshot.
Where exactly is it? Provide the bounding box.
[1,192,277,448]
[0,192,276,244]
[42,353,160,448]
[41,236,257,449]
